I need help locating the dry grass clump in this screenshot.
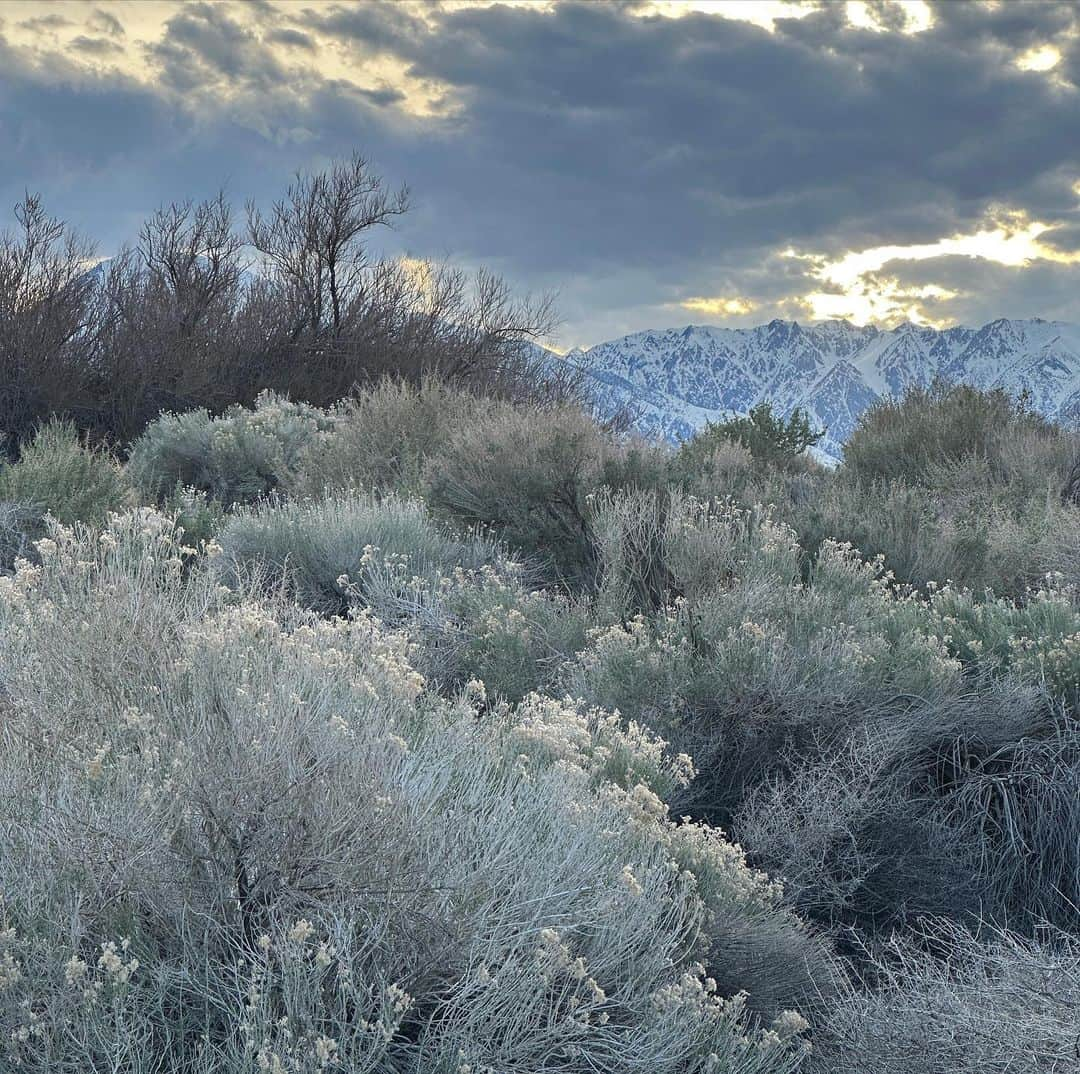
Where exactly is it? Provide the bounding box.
[814,922,1080,1074]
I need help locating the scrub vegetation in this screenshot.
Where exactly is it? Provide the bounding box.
[0,159,1078,1072]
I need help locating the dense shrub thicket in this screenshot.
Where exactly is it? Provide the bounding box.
[1,376,1079,1070]
[0,161,573,455]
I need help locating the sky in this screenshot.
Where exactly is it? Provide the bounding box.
[1,0,1080,350]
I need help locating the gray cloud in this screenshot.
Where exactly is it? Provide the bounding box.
[69,35,124,57]
[88,9,125,37]
[0,1,1078,346]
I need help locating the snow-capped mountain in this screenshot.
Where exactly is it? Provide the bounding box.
[558,318,1080,462]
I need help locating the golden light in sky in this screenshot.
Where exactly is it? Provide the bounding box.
[680,296,757,317]
[1016,45,1063,73]
[789,211,1080,325]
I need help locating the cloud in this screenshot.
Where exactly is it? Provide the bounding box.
[18,13,72,34]
[680,296,757,317]
[265,27,317,51]
[88,9,125,37]
[0,0,1079,346]
[68,35,125,57]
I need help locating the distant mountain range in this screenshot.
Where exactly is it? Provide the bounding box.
[553,318,1080,463]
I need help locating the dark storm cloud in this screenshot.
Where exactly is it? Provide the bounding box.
[147,3,290,94]
[0,1,1079,344]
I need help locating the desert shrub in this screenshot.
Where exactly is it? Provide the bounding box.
[565,493,965,823]
[0,501,47,571]
[815,384,1080,595]
[0,509,816,1071]
[679,405,824,470]
[768,415,1080,598]
[815,923,1080,1074]
[426,563,589,701]
[217,491,501,617]
[842,382,1072,487]
[219,491,585,700]
[674,438,757,499]
[290,378,479,498]
[925,576,1080,702]
[786,480,953,587]
[733,676,1055,933]
[0,419,132,525]
[160,482,227,549]
[127,391,337,507]
[423,404,615,589]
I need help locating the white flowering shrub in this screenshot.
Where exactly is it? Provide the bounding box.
[926,575,1080,701]
[0,509,813,1072]
[567,494,966,820]
[0,500,46,572]
[127,392,338,507]
[426,561,588,701]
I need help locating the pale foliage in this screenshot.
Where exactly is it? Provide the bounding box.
[0,510,809,1072]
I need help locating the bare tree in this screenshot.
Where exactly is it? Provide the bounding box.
[138,192,243,340]
[0,194,99,452]
[247,154,409,340]
[0,158,570,450]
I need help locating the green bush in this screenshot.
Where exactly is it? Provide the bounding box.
[127,391,337,507]
[842,382,1072,487]
[0,420,132,526]
[678,404,824,472]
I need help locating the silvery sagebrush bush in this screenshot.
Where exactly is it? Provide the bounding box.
[216,490,501,617]
[0,508,812,1072]
[422,403,617,590]
[127,392,338,508]
[218,491,587,701]
[288,379,480,499]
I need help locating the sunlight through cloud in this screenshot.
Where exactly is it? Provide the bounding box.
[679,295,757,317]
[790,212,1080,325]
[1016,45,1062,73]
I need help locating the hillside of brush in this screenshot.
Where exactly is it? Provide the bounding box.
[0,373,1078,1072]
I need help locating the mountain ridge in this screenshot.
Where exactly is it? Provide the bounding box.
[554,317,1080,462]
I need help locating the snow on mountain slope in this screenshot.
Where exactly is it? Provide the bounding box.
[557,318,1080,463]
